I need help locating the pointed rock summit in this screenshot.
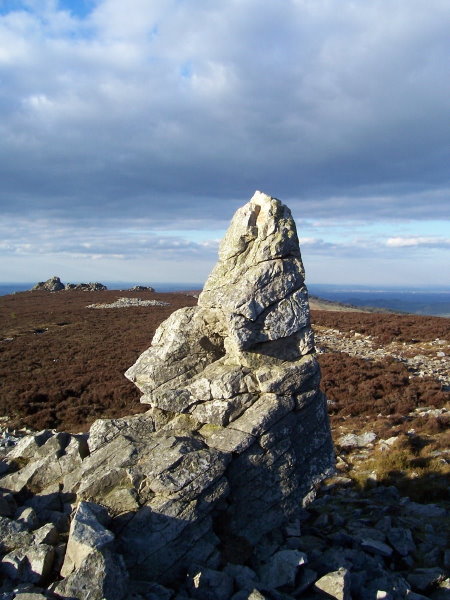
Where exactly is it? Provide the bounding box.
[199,190,309,351]
[0,192,334,595]
[32,275,65,292]
[126,191,316,419]
[125,190,334,551]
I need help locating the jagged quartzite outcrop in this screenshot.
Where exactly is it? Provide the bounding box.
[31,277,108,292]
[124,190,334,565]
[0,192,335,598]
[32,276,65,292]
[65,282,107,291]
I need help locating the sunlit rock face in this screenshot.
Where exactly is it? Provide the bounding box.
[0,192,334,592]
[124,191,334,569]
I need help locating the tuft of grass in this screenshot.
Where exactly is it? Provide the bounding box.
[350,434,450,502]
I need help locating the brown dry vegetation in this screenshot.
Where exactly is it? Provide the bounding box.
[311,309,450,344]
[321,352,448,420]
[0,290,196,431]
[1,291,449,437]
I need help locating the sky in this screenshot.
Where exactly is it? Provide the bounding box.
[0,0,449,286]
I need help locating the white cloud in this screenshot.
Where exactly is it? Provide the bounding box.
[0,0,449,284]
[0,217,220,260]
[0,0,448,220]
[386,236,450,248]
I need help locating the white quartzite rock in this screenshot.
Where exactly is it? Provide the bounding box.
[60,501,114,577]
[314,568,351,600]
[0,191,335,592]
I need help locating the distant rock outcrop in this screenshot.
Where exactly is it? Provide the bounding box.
[128,285,155,292]
[32,276,65,292]
[2,192,335,598]
[31,278,107,292]
[65,282,108,291]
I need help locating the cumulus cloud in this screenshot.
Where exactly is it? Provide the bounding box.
[0,0,448,227]
[0,217,220,260]
[386,236,450,249]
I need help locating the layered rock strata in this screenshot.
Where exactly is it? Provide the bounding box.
[123,190,334,574]
[0,191,334,597]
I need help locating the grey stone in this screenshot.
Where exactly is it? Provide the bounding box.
[444,549,450,569]
[387,527,416,556]
[187,567,233,600]
[200,424,254,454]
[32,523,59,546]
[60,501,114,577]
[430,583,450,600]
[15,507,39,531]
[198,192,306,349]
[254,354,319,395]
[6,431,53,460]
[355,572,411,600]
[0,516,33,553]
[360,538,393,557]
[125,306,225,409]
[0,544,54,584]
[337,431,377,448]
[31,276,65,292]
[0,433,87,494]
[55,548,128,600]
[259,549,307,589]
[229,394,295,436]
[0,192,335,598]
[66,281,107,291]
[314,568,351,600]
[128,285,155,292]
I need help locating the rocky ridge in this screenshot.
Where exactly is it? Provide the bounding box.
[32,278,107,293]
[0,192,336,599]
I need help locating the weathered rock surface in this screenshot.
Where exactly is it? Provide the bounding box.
[125,191,334,555]
[2,192,336,598]
[30,277,108,292]
[65,282,107,291]
[31,276,65,292]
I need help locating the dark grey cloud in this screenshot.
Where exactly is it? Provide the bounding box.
[0,0,448,228]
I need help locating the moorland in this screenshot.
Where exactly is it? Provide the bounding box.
[0,288,449,501]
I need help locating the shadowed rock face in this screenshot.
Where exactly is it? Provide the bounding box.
[0,192,334,594]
